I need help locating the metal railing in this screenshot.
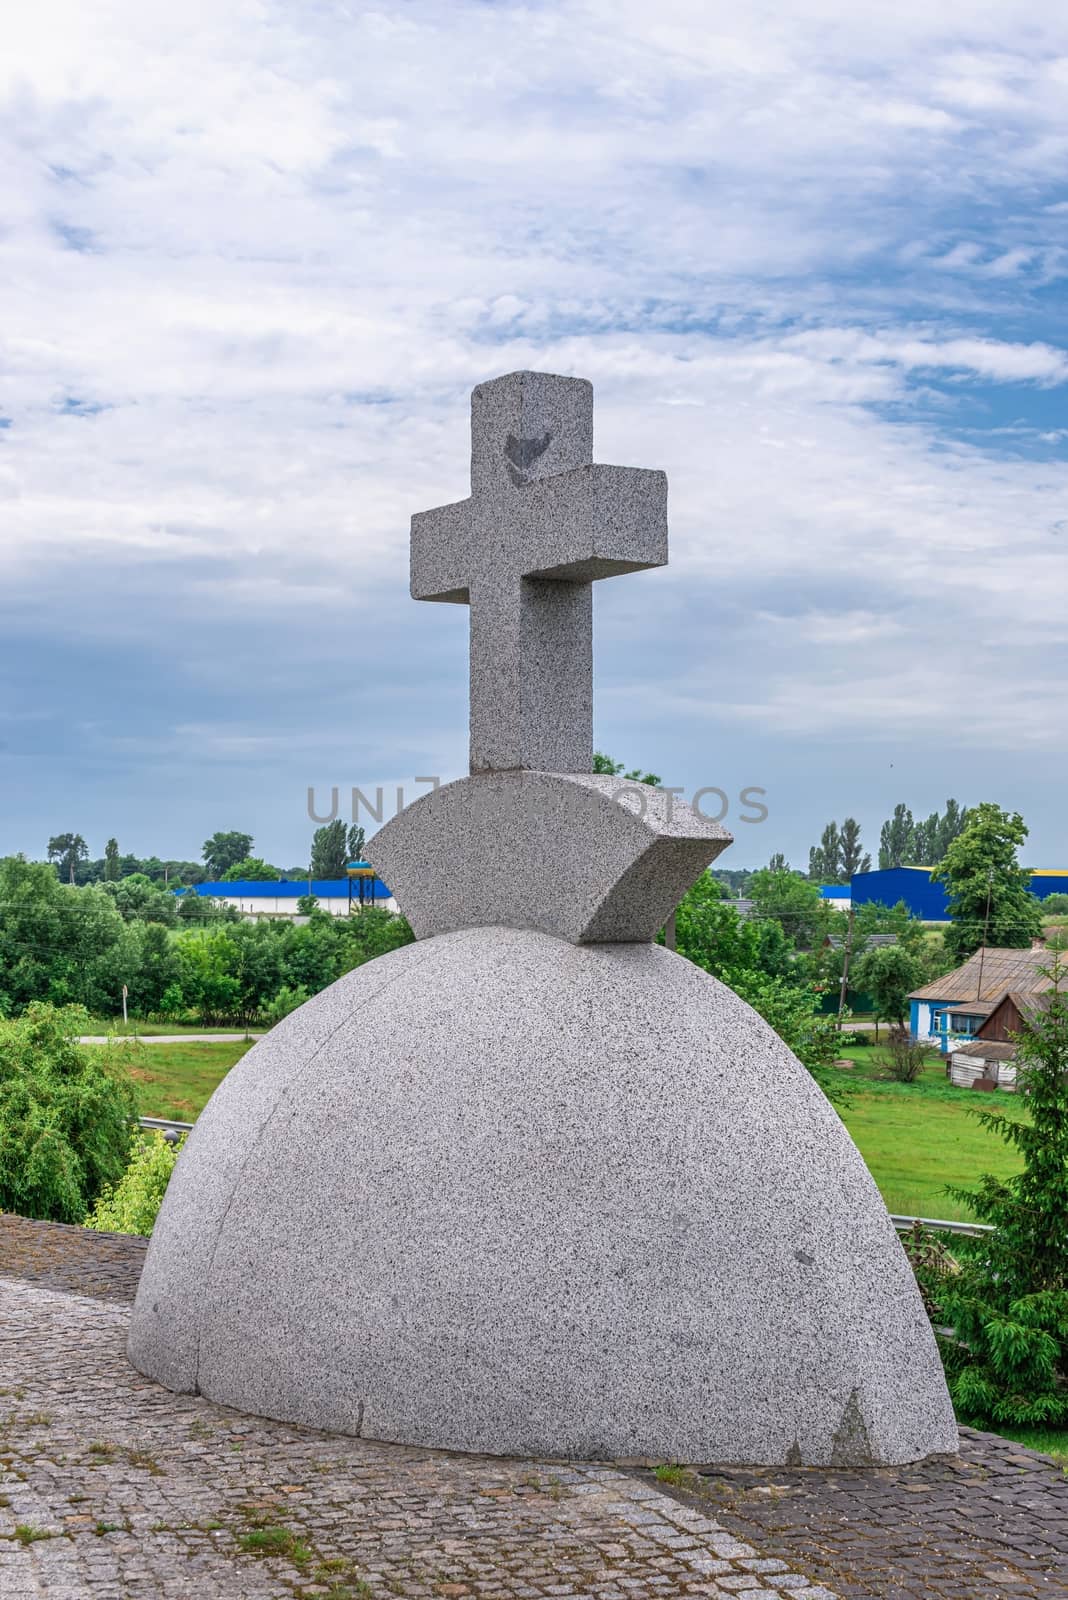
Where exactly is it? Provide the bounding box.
[138,1115,194,1144]
[890,1213,992,1237]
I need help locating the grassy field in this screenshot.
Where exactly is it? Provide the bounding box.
[830,1043,1024,1221]
[120,1035,1023,1223]
[119,1039,255,1121]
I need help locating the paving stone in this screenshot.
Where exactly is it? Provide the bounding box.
[0,1236,842,1600]
[9,1217,1068,1600]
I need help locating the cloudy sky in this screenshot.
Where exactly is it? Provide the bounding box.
[3,0,1067,872]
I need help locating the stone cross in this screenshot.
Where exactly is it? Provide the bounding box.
[411,371,668,773]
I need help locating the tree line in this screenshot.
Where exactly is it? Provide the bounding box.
[41,821,372,890]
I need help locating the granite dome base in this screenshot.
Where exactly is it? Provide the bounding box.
[128,927,957,1466]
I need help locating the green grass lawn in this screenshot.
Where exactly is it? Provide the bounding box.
[121,1035,1022,1224]
[119,1039,255,1121]
[829,1044,1025,1221]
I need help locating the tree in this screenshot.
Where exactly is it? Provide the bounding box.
[103,872,178,925]
[592,751,662,786]
[934,802,1043,962]
[104,838,121,882]
[202,831,254,877]
[838,818,871,879]
[0,1003,138,1222]
[766,852,789,873]
[220,858,280,882]
[808,819,870,884]
[878,805,914,870]
[937,799,969,860]
[748,868,825,948]
[852,943,923,1041]
[921,960,1068,1427]
[911,812,940,866]
[311,819,348,877]
[808,822,841,884]
[47,833,88,885]
[347,823,366,861]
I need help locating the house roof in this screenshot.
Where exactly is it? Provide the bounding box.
[909,947,1054,1004]
[951,1040,1018,1062]
[978,990,1055,1032]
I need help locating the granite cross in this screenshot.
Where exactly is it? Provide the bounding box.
[410,371,668,774]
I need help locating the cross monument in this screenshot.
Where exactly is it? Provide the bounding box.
[411,371,668,773]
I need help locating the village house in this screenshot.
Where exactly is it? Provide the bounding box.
[908,945,1054,1053]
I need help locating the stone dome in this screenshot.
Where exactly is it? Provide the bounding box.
[128,926,956,1465]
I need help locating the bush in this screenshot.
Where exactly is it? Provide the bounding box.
[0,1004,138,1222]
[927,958,1068,1427]
[886,1025,927,1083]
[263,984,310,1026]
[86,1130,185,1235]
[1041,894,1068,915]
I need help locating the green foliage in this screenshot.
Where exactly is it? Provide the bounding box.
[592,751,662,786]
[1042,894,1068,915]
[102,872,178,926]
[220,857,280,882]
[103,839,120,882]
[296,894,319,915]
[311,819,348,878]
[808,818,870,884]
[202,831,254,877]
[0,856,130,1016]
[263,985,311,1026]
[47,832,88,884]
[852,943,924,1030]
[878,798,968,869]
[85,1130,185,1235]
[671,871,839,1094]
[729,968,842,1093]
[747,868,826,948]
[934,801,1043,961]
[928,961,1068,1426]
[0,1004,138,1222]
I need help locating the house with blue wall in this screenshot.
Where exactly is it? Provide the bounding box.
[909,946,1052,1051]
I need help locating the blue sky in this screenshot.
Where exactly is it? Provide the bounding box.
[3,0,1068,871]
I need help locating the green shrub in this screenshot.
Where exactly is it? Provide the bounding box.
[0,1004,138,1222]
[263,984,310,1026]
[928,958,1068,1427]
[86,1130,185,1235]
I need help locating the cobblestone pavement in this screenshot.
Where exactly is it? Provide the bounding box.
[0,1214,146,1304]
[0,1276,835,1600]
[660,1437,1068,1600]
[3,1219,1068,1600]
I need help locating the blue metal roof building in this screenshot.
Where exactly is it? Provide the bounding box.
[181,878,393,900]
[851,866,1068,920]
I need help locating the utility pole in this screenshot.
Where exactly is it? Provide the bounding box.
[975,868,995,999]
[838,907,855,1028]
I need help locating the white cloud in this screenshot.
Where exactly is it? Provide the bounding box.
[2,0,1068,861]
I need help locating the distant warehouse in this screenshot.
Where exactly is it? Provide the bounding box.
[176,876,397,920]
[849,866,1068,921]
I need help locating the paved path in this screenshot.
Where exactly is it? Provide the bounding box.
[3,1216,1068,1600]
[77,1033,265,1045]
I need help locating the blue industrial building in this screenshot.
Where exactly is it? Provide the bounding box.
[850,866,1068,921]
